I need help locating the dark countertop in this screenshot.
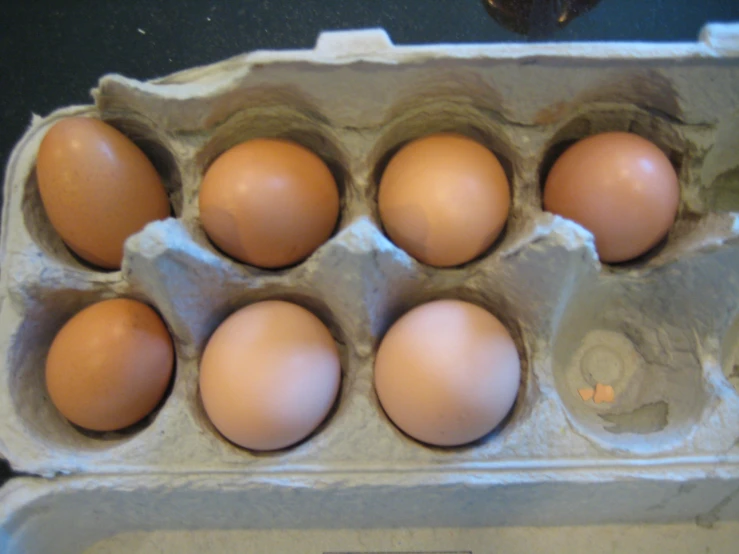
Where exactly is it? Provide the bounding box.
[1,0,738,485]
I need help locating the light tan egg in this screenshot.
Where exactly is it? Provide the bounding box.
[374,299,521,447]
[199,300,341,451]
[543,132,680,263]
[199,139,340,269]
[378,133,510,267]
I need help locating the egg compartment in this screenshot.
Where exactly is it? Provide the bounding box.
[365,96,520,225]
[0,273,188,474]
[553,276,718,455]
[368,281,534,452]
[164,101,359,273]
[16,107,185,275]
[2,27,739,533]
[532,98,739,452]
[535,104,723,269]
[686,242,739,409]
[125,229,356,459]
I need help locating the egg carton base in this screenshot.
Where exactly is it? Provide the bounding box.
[3,26,739,548]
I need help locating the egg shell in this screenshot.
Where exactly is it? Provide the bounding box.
[543,131,680,263]
[36,117,171,269]
[378,133,510,267]
[199,300,341,451]
[45,298,175,432]
[199,138,340,268]
[374,299,521,447]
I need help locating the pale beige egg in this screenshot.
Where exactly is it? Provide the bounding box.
[374,299,520,447]
[199,301,341,451]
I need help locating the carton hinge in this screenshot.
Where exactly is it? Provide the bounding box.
[699,23,739,56]
[314,28,394,57]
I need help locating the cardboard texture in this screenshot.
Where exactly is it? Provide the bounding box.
[1,25,739,553]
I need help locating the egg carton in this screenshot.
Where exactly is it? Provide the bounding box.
[3,25,739,548]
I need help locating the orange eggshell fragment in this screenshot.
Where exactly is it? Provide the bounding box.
[374,299,521,447]
[199,301,341,451]
[543,132,680,263]
[45,298,175,432]
[594,383,615,404]
[199,139,340,268]
[378,133,510,267]
[36,118,171,269]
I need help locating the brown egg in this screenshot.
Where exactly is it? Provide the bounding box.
[45,298,174,432]
[374,299,520,447]
[36,118,171,269]
[543,132,680,263]
[378,133,510,267]
[199,301,341,451]
[199,139,340,268]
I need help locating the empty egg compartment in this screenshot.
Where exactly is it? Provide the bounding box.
[0,275,184,476]
[9,106,184,277]
[550,273,727,455]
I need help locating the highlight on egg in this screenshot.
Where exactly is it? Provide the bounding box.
[199,300,341,451]
[36,117,171,269]
[378,133,511,267]
[543,131,680,263]
[199,138,340,269]
[45,298,175,433]
[374,299,521,447]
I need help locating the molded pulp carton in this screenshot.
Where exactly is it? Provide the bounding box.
[2,25,739,554]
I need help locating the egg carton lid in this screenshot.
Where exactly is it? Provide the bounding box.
[2,471,739,554]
